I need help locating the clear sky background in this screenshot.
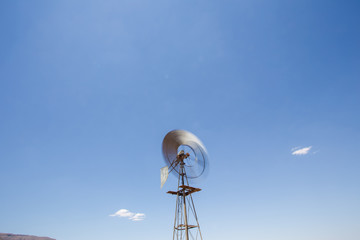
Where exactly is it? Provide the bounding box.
[1,1,359,240]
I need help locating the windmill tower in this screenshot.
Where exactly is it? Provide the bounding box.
[161,130,208,240]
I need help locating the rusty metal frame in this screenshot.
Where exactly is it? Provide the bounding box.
[167,157,203,240]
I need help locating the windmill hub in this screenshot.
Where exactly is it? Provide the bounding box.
[177,150,189,160]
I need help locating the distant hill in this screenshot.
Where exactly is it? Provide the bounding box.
[0,233,55,240]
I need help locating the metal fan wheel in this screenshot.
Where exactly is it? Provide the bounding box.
[162,130,208,179]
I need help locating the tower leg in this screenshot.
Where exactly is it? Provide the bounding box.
[181,165,189,240]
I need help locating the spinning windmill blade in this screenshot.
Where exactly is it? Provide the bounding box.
[162,130,208,180]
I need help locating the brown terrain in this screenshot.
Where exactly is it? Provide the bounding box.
[0,233,55,240]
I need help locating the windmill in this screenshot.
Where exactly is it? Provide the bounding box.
[161,130,209,240]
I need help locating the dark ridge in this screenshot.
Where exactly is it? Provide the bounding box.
[0,233,55,240]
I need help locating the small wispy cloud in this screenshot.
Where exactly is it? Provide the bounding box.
[131,213,146,221]
[110,209,145,221]
[292,146,312,155]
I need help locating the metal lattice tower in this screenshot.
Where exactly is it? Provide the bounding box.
[161,130,208,240]
[167,153,203,240]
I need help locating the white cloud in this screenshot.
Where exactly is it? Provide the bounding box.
[110,209,145,221]
[130,213,146,221]
[292,146,312,155]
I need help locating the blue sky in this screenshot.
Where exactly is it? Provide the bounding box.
[0,0,359,239]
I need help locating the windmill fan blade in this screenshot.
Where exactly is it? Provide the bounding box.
[162,130,208,179]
